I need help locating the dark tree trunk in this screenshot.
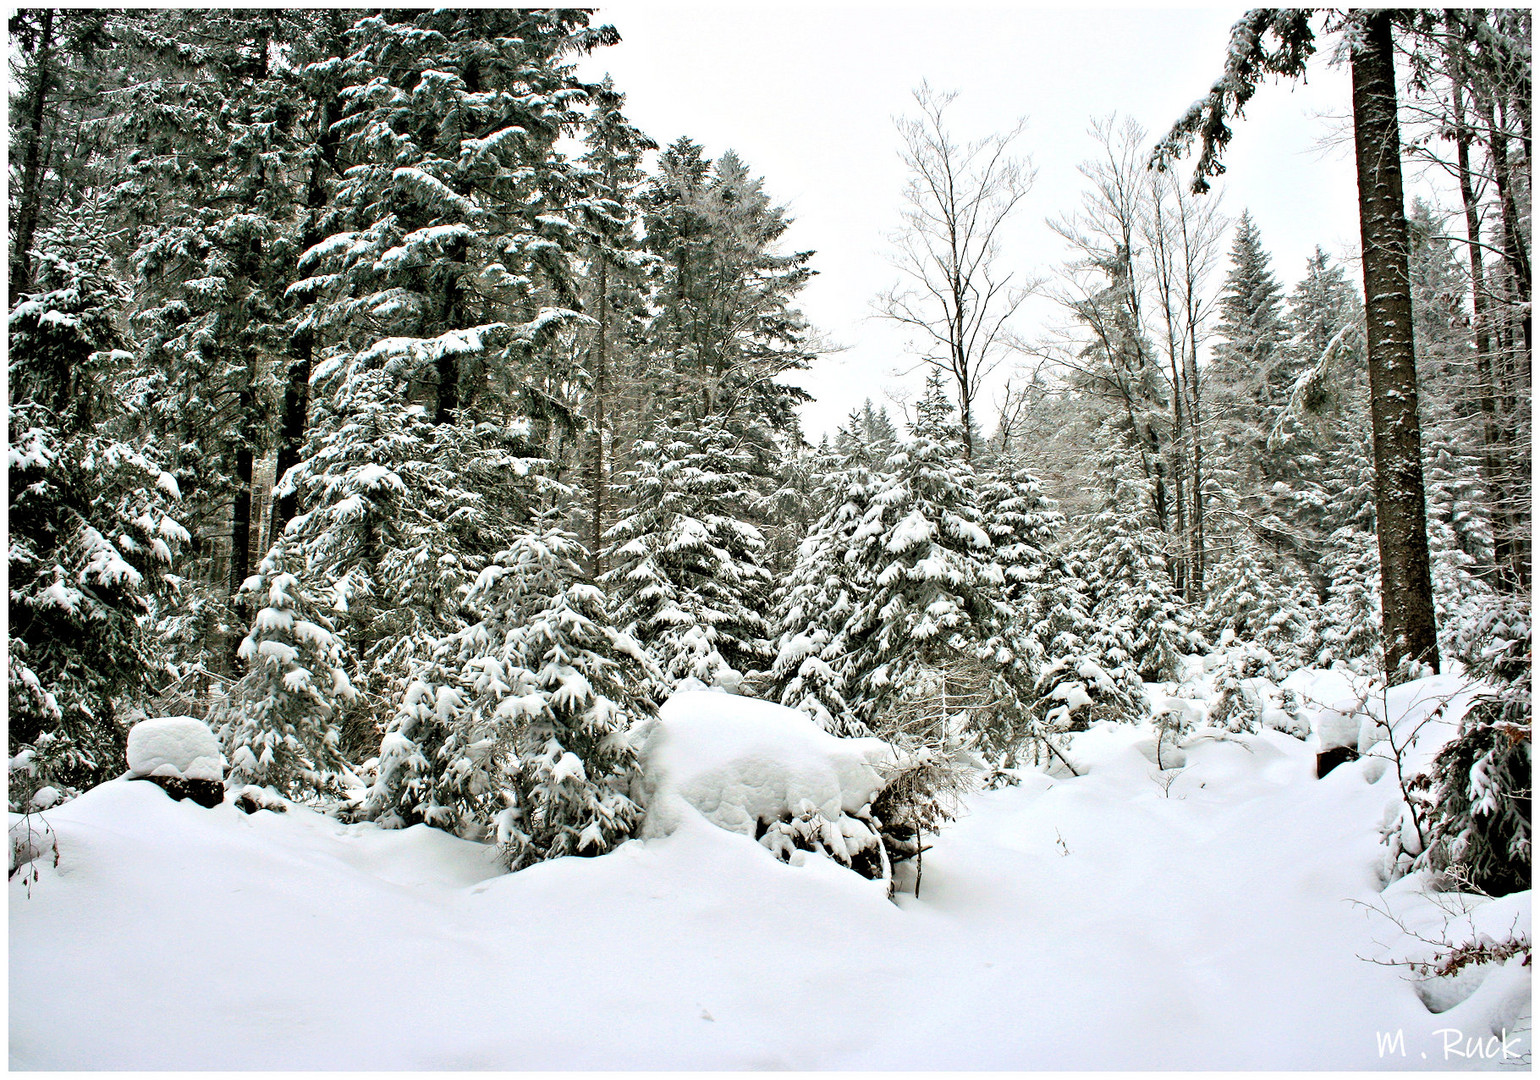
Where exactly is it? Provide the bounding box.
[589,258,610,579]
[230,417,254,595]
[271,342,311,541]
[11,9,56,301]
[1349,12,1440,679]
[271,82,341,541]
[1446,23,1519,589]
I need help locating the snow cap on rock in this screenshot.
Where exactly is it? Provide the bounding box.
[637,690,896,839]
[126,717,225,783]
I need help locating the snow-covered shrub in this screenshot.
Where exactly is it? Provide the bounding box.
[210,545,358,802]
[1207,643,1277,734]
[1418,597,1531,896]
[868,744,973,886]
[1036,654,1144,731]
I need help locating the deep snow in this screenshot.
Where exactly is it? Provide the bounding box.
[9,672,1531,1070]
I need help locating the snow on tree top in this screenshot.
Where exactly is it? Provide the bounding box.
[126,716,225,783]
[638,691,896,841]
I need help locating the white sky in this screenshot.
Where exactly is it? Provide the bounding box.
[579,4,1370,439]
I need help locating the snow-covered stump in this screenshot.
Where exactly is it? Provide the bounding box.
[1313,705,1362,778]
[125,717,226,808]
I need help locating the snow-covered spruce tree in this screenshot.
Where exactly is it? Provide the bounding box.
[836,374,1025,750]
[8,222,189,807]
[1201,540,1318,673]
[1080,455,1201,689]
[364,526,654,867]
[768,412,896,736]
[569,75,657,579]
[602,412,774,694]
[210,544,357,800]
[638,138,815,456]
[110,11,319,618]
[278,363,536,738]
[1317,529,1383,672]
[1315,427,1383,671]
[280,11,617,730]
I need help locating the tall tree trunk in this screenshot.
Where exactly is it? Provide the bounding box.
[271,79,340,541]
[272,333,312,540]
[1350,11,1440,678]
[11,8,56,301]
[589,258,610,579]
[1446,22,1517,588]
[1183,333,1207,598]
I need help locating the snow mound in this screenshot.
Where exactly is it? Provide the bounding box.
[125,717,224,783]
[637,691,896,838]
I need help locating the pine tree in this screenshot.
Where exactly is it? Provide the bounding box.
[280,11,620,727]
[639,139,815,467]
[570,76,656,577]
[212,544,358,799]
[1201,541,1316,672]
[8,220,189,804]
[836,375,1021,745]
[602,413,774,693]
[363,527,653,866]
[1081,456,1202,689]
[769,416,893,736]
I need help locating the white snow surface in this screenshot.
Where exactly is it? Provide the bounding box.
[124,716,224,783]
[637,690,895,837]
[11,672,1530,1069]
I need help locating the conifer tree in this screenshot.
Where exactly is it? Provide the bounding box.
[280,11,619,724]
[639,139,815,457]
[836,374,1021,745]
[769,414,894,736]
[212,543,358,799]
[364,527,653,866]
[602,413,774,692]
[8,221,189,804]
[1081,458,1202,688]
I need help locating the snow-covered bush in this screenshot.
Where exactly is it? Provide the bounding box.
[1418,597,1531,896]
[210,545,358,802]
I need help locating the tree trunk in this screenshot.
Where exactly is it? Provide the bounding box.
[272,335,312,540]
[1183,332,1207,598]
[1446,24,1518,589]
[11,9,56,301]
[1349,11,1439,679]
[589,257,610,579]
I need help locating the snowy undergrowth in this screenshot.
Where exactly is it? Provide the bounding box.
[10,672,1530,1069]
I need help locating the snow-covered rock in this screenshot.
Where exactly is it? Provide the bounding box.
[637,691,896,839]
[126,717,224,783]
[1281,668,1371,751]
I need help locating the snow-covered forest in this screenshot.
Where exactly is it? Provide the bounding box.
[8,8,1531,1069]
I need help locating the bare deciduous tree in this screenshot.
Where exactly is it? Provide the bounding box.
[876,83,1037,458]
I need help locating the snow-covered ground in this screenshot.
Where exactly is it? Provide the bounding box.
[10,673,1530,1069]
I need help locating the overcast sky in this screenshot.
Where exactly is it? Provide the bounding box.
[578,4,1369,438]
